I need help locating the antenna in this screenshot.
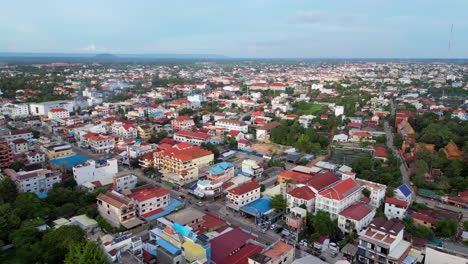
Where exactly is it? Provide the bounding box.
[448,24,454,58]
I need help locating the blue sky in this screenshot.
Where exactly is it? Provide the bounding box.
[1,0,467,58]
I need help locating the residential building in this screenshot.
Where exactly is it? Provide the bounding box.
[127,185,170,218]
[215,119,248,133]
[81,133,115,154]
[238,139,252,150]
[358,179,387,208]
[26,151,46,164]
[72,158,118,185]
[189,179,223,199]
[394,184,413,204]
[102,232,142,263]
[137,125,153,141]
[46,144,74,159]
[171,116,195,131]
[384,197,408,220]
[285,207,307,233]
[111,122,137,139]
[411,212,437,229]
[256,121,280,142]
[315,178,363,219]
[210,227,257,264]
[96,191,139,228]
[262,241,295,264]
[287,186,316,212]
[0,141,14,167]
[4,168,61,195]
[338,202,376,233]
[113,174,138,191]
[443,140,463,161]
[10,138,29,154]
[206,162,234,182]
[6,103,30,118]
[1,129,33,141]
[226,181,261,211]
[166,207,206,232]
[357,217,411,264]
[173,130,211,145]
[241,159,264,178]
[29,100,73,116]
[47,108,70,119]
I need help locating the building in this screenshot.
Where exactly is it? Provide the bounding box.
[358,179,387,208]
[226,181,261,211]
[6,103,30,118]
[241,159,264,178]
[81,133,115,154]
[286,186,316,212]
[238,139,252,150]
[338,202,376,234]
[173,130,211,146]
[127,185,170,218]
[187,94,204,108]
[285,207,307,233]
[1,129,33,141]
[4,168,61,195]
[215,119,248,133]
[72,159,118,185]
[137,125,153,141]
[357,217,411,264]
[47,108,70,119]
[384,197,408,220]
[315,178,363,219]
[424,246,468,264]
[26,151,46,164]
[113,174,138,191]
[443,140,463,161]
[411,212,437,229]
[206,162,234,182]
[165,207,206,233]
[111,122,137,139]
[256,122,280,142]
[0,141,14,167]
[171,116,195,131]
[10,138,29,154]
[46,144,74,159]
[394,184,413,204]
[189,179,223,199]
[96,191,138,228]
[335,105,344,117]
[29,100,74,116]
[210,227,257,264]
[261,241,295,264]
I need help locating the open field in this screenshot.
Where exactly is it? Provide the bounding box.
[251,143,288,156]
[294,103,323,115]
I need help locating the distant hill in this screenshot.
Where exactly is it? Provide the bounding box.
[93,53,118,59]
[0,52,229,59]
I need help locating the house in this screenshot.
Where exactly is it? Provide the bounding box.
[210,227,257,264]
[96,191,141,228]
[286,186,316,212]
[397,119,415,144]
[241,159,264,178]
[1,129,33,141]
[333,133,349,143]
[215,119,248,133]
[357,179,387,208]
[4,168,61,195]
[226,181,261,211]
[166,207,206,232]
[238,139,252,150]
[11,138,29,154]
[285,206,307,233]
[171,116,195,131]
[227,130,245,141]
[315,178,363,219]
[27,151,46,164]
[206,162,234,182]
[394,184,413,204]
[111,122,137,139]
[384,197,408,220]
[113,174,138,192]
[338,202,376,234]
[357,217,411,264]
[137,125,153,141]
[374,146,388,161]
[47,108,70,119]
[443,140,463,161]
[102,232,142,263]
[72,159,118,185]
[278,170,313,184]
[127,185,170,219]
[411,212,437,228]
[46,144,74,159]
[351,131,372,142]
[173,130,211,146]
[250,241,295,264]
[190,179,224,199]
[256,121,280,142]
[81,133,115,154]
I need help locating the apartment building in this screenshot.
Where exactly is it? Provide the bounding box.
[46,144,74,159]
[81,133,115,154]
[358,179,387,208]
[113,174,138,192]
[127,185,170,218]
[27,151,46,164]
[286,186,316,212]
[111,122,137,139]
[5,103,30,118]
[97,191,138,228]
[357,217,411,264]
[241,159,264,178]
[384,197,408,220]
[47,108,70,119]
[315,178,363,219]
[11,138,29,154]
[173,130,211,146]
[137,125,152,141]
[226,181,261,211]
[72,158,118,185]
[171,116,195,131]
[206,162,234,182]
[4,168,61,195]
[338,202,376,234]
[215,119,248,133]
[1,129,33,141]
[29,100,73,116]
[0,141,13,167]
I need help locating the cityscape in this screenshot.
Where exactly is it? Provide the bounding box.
[0,1,467,264]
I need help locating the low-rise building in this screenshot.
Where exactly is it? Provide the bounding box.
[96,191,138,228]
[226,181,261,211]
[46,144,74,159]
[127,185,170,218]
[338,202,376,234]
[1,129,33,141]
[394,184,413,204]
[241,159,264,178]
[173,130,211,146]
[81,133,115,154]
[384,197,408,220]
[72,158,118,185]
[47,108,70,119]
[206,162,234,182]
[5,168,61,195]
[287,186,316,212]
[0,141,14,167]
[113,174,138,192]
[171,116,195,131]
[315,178,363,219]
[215,119,248,133]
[10,138,29,154]
[26,151,46,164]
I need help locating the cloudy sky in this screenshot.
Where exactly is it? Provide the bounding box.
[1,0,467,58]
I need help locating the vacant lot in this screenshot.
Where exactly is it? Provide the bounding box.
[294,103,323,115]
[251,143,288,156]
[326,148,372,166]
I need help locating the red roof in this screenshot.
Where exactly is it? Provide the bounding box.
[339,203,374,221]
[173,115,193,122]
[288,186,316,200]
[279,170,313,184]
[175,130,211,140]
[412,212,437,224]
[228,181,260,195]
[318,178,361,200]
[385,197,408,208]
[238,139,249,144]
[219,244,264,264]
[307,172,340,191]
[210,227,256,264]
[127,187,169,202]
[347,122,361,128]
[353,132,371,137]
[227,130,241,136]
[374,147,388,158]
[141,208,165,218]
[49,108,68,112]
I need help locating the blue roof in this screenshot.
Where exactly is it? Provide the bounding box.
[397,184,412,197]
[50,155,88,169]
[172,223,196,239]
[189,183,198,191]
[241,196,272,216]
[157,239,181,255]
[37,192,48,199]
[206,162,234,175]
[142,198,184,221]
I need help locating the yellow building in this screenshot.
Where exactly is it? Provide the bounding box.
[46,144,74,159]
[137,125,153,141]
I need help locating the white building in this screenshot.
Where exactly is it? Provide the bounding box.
[384,197,408,220]
[27,151,46,164]
[4,168,61,195]
[287,186,316,212]
[241,159,264,178]
[1,129,33,141]
[187,94,204,108]
[215,119,248,133]
[113,174,138,192]
[127,186,170,217]
[48,108,71,119]
[173,130,211,146]
[357,179,387,208]
[72,158,118,185]
[111,122,137,139]
[315,178,363,219]
[29,100,74,116]
[226,181,261,211]
[394,184,413,204]
[334,105,344,117]
[338,202,376,234]
[5,103,30,118]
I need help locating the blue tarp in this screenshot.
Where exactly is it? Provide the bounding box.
[241,196,273,216]
[397,184,412,197]
[50,155,88,169]
[37,192,48,199]
[206,162,234,175]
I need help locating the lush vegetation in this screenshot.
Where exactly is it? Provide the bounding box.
[291,101,324,115]
[270,119,330,154]
[351,154,402,188]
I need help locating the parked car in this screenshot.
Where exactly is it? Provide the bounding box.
[197,201,203,206]
[274,227,283,234]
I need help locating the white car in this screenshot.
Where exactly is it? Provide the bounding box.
[197,201,203,206]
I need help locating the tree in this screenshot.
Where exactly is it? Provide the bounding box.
[308,211,342,239]
[64,240,108,264]
[260,184,266,192]
[136,180,147,187]
[0,176,19,203]
[362,188,371,198]
[143,166,158,176]
[13,192,48,220]
[129,157,140,169]
[41,225,86,263]
[269,195,287,211]
[9,161,25,171]
[434,219,458,237]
